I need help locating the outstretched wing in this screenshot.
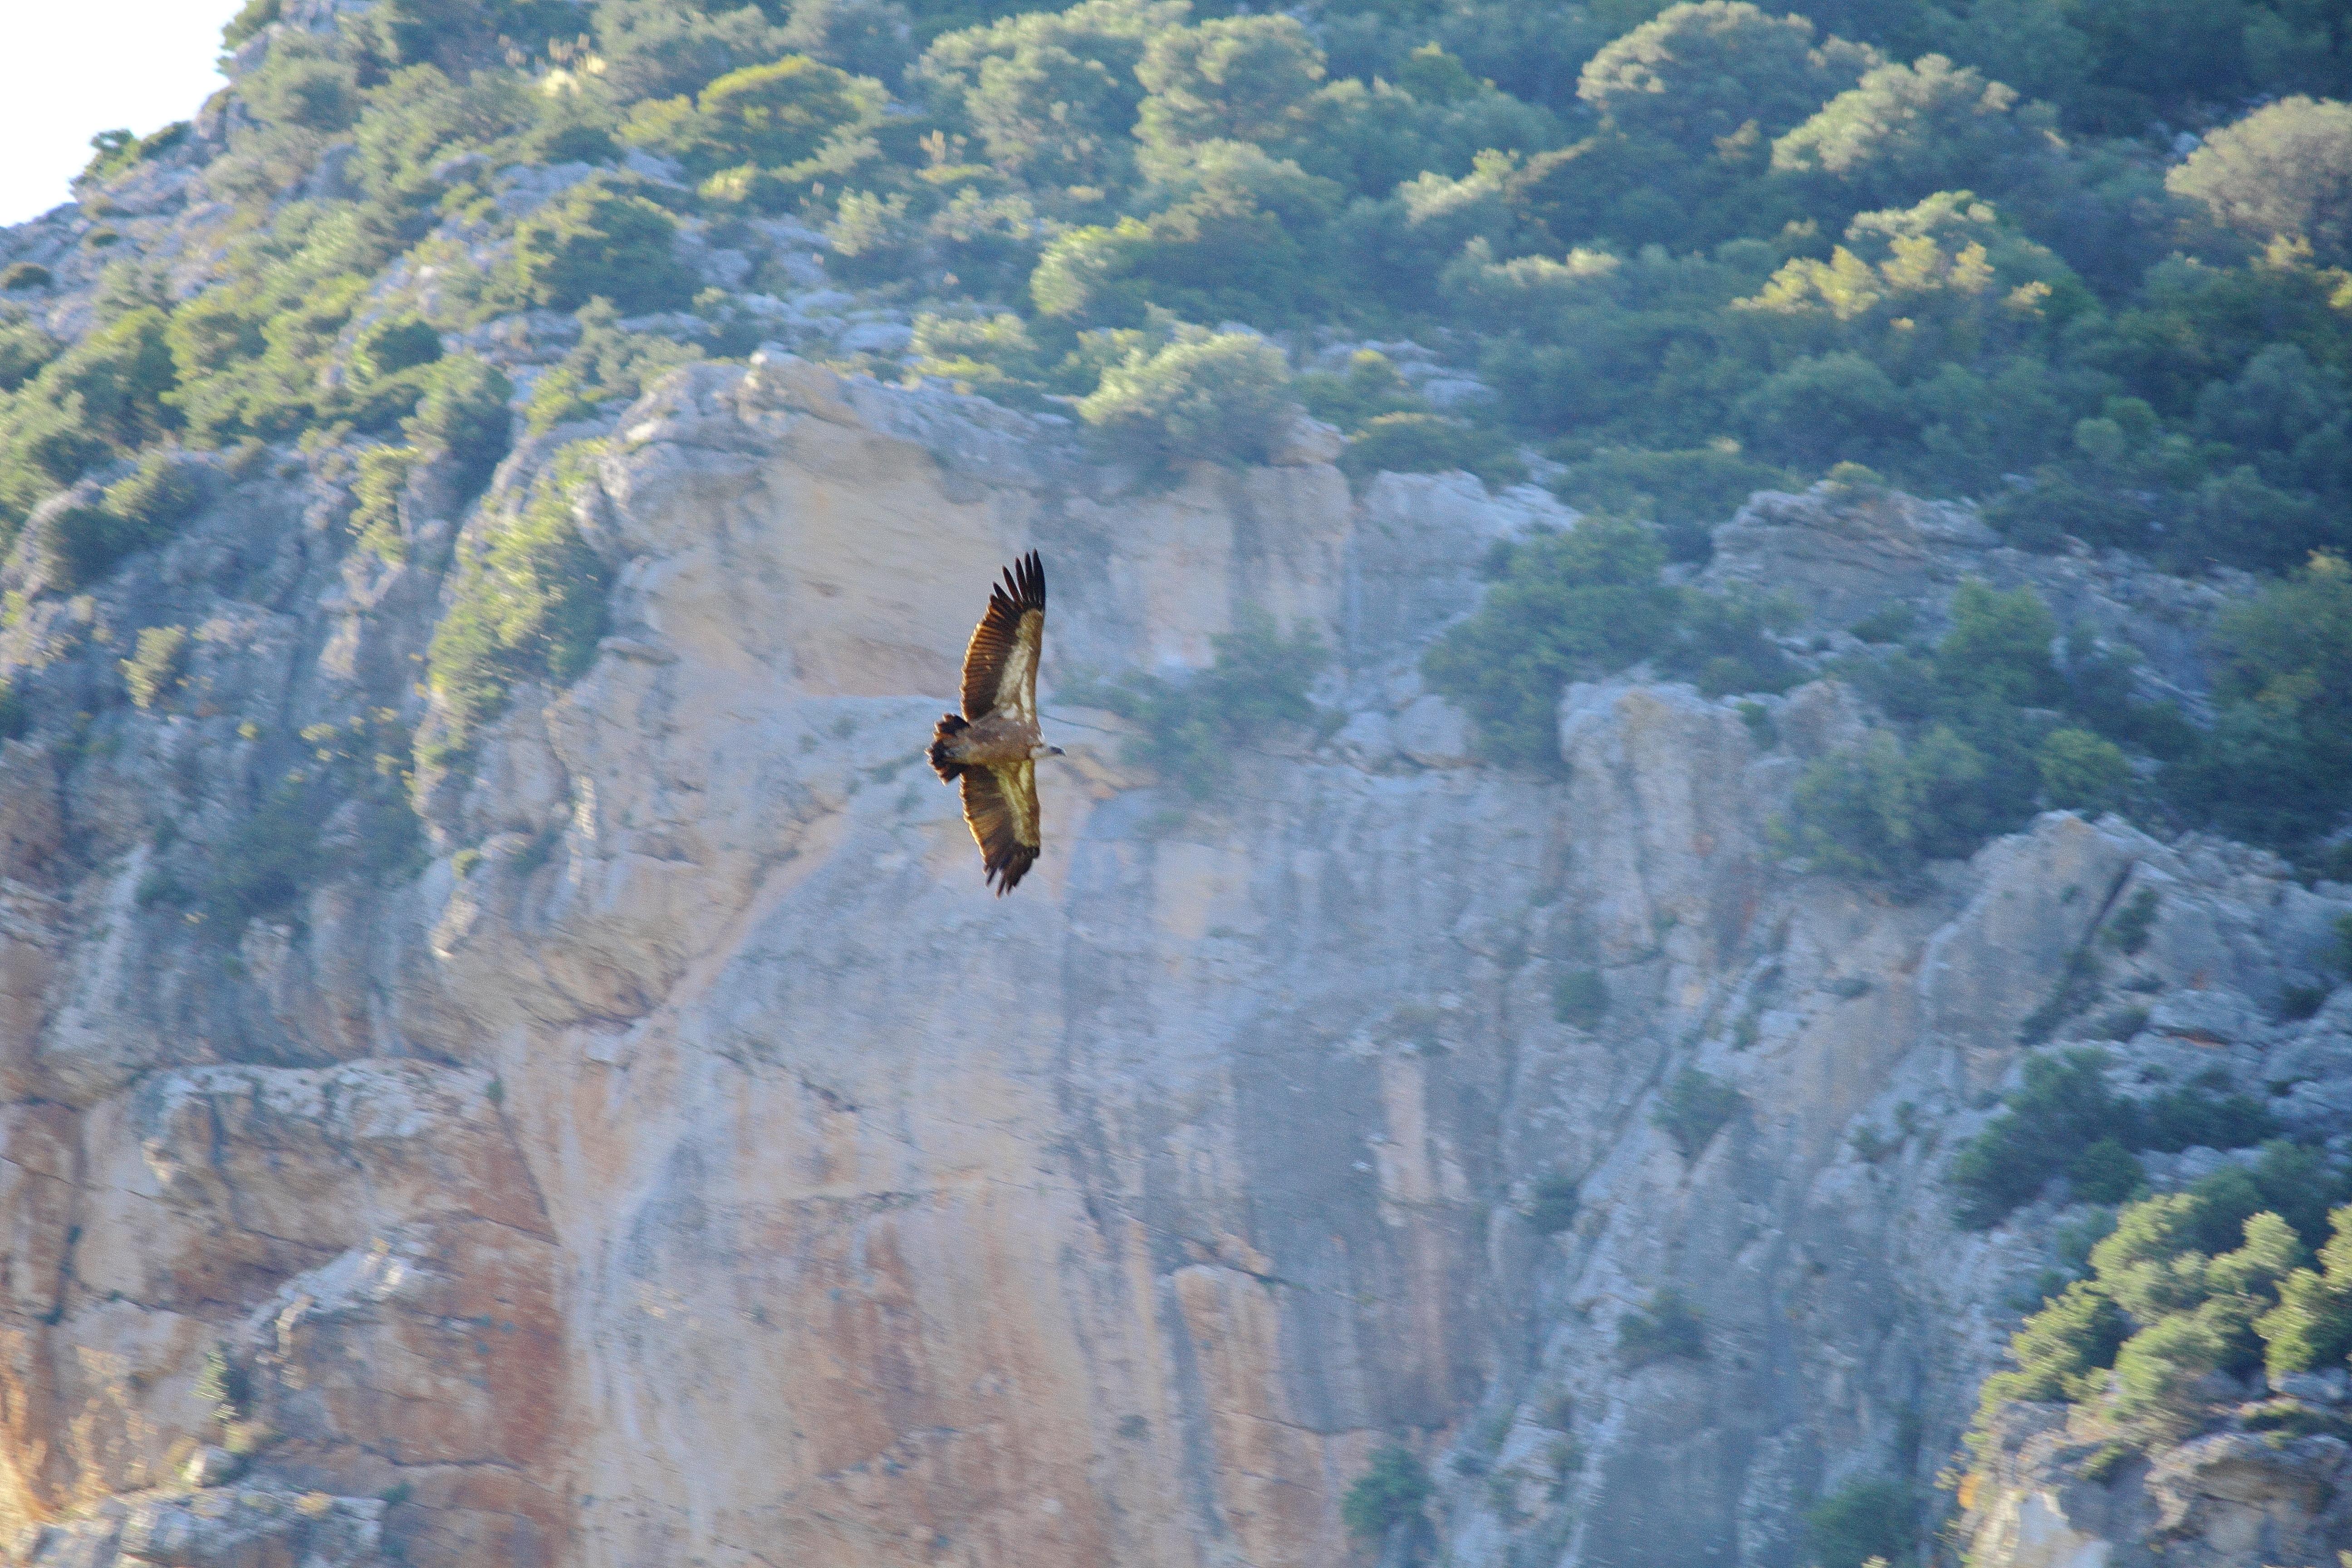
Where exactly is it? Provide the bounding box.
[960,550,1046,722]
[959,761,1041,895]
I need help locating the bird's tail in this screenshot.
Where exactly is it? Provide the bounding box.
[928,713,968,781]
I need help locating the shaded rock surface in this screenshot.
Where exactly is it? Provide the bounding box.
[1964,1402,2352,1568]
[0,350,2344,1568]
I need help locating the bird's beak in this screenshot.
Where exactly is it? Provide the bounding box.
[1049,745,1065,756]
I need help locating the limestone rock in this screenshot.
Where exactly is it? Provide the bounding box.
[1392,695,1472,767]
[1268,412,1345,466]
[15,1481,387,1568]
[1964,1409,2352,1568]
[177,1450,238,1490]
[0,340,2347,1568]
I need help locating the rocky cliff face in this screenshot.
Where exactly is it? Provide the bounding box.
[0,345,2347,1568]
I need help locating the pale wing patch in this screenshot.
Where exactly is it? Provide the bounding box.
[958,553,1045,720]
[1004,759,1040,847]
[994,610,1043,722]
[960,764,1040,894]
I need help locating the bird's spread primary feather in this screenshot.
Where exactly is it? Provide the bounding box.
[957,760,1039,893]
[929,551,1051,894]
[958,551,1044,721]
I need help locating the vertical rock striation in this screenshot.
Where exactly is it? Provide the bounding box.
[0,359,2346,1568]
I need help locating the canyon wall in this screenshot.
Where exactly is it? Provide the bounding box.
[0,354,2346,1568]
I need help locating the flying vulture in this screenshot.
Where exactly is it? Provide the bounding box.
[929,551,1060,894]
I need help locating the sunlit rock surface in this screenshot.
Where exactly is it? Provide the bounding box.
[0,356,2346,1568]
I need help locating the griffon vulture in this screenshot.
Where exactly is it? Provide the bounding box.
[928,551,1060,894]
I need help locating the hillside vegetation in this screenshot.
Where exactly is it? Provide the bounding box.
[0,0,2347,867]
[0,5,2350,1560]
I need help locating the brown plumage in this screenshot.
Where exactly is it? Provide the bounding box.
[929,551,1057,894]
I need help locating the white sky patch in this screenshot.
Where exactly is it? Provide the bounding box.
[0,2,248,227]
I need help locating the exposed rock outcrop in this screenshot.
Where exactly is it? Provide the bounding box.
[0,353,2344,1568]
[1965,1397,2352,1568]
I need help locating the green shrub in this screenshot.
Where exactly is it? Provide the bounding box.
[1133,13,1326,150]
[2278,983,2329,1021]
[2038,727,2131,814]
[1028,156,1336,328]
[1075,328,1294,466]
[163,269,368,447]
[102,448,202,532]
[1619,1289,1706,1365]
[1950,1050,2282,1228]
[1975,1279,2130,1413]
[47,449,205,587]
[1775,725,1994,885]
[1422,513,1801,769]
[1338,412,1526,491]
[1526,1172,1580,1235]
[1078,608,1326,800]
[1734,351,1912,472]
[524,298,703,434]
[1654,1068,1742,1159]
[351,445,418,563]
[80,122,190,186]
[1294,350,1424,432]
[624,54,884,191]
[0,307,178,539]
[1580,2,1877,154]
[2170,553,2352,854]
[1773,580,2151,883]
[2137,1087,2274,1153]
[508,175,696,314]
[917,0,1174,186]
[2090,1002,2149,1039]
[185,782,330,931]
[1668,588,1802,697]
[1550,445,1788,564]
[910,312,1071,412]
[0,264,51,293]
[2015,945,2102,1047]
[245,33,363,132]
[1772,54,2058,211]
[0,321,57,393]
[422,441,612,764]
[1421,517,1678,768]
[1802,1478,1915,1568]
[1937,581,2062,707]
[1973,1177,2352,1445]
[2166,97,2352,266]
[351,316,442,383]
[1552,968,1607,1028]
[403,355,512,498]
[1342,1445,1433,1542]
[120,625,191,710]
[2105,887,2159,955]
[2236,1143,2345,1253]
[2111,1287,2267,1418]
[221,0,279,48]
[1950,1051,2112,1225]
[2069,1138,2144,1205]
[2258,1207,2352,1377]
[193,1344,251,1422]
[1849,603,1917,643]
